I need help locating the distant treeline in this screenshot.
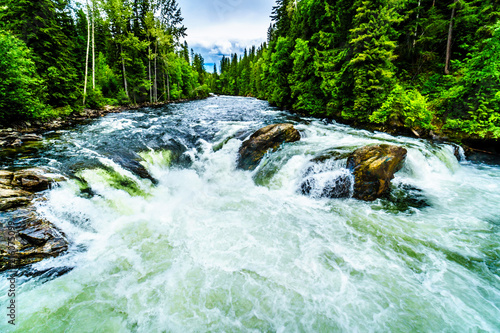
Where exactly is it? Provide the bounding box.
[0,0,209,123]
[212,0,500,139]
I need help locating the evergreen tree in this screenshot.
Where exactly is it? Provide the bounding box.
[0,0,80,107]
[0,31,47,121]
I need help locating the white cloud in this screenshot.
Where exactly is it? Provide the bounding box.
[180,0,275,63]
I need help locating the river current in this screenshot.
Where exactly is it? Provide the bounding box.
[1,96,499,332]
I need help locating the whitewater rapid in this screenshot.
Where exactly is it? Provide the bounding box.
[1,96,499,332]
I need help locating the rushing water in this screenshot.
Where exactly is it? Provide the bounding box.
[1,96,500,332]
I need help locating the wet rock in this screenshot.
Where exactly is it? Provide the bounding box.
[310,150,351,164]
[382,183,430,213]
[301,170,353,199]
[347,144,407,201]
[20,134,43,142]
[0,168,65,211]
[0,170,14,186]
[11,168,57,192]
[0,208,68,271]
[299,153,353,199]
[112,154,158,185]
[11,139,22,147]
[238,123,301,170]
[0,188,33,211]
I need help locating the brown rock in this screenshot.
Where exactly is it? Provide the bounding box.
[347,144,407,201]
[238,123,301,170]
[11,139,22,147]
[0,188,33,211]
[11,168,53,192]
[0,168,65,211]
[20,134,43,142]
[0,170,14,187]
[0,208,68,271]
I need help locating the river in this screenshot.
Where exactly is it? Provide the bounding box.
[1,96,499,332]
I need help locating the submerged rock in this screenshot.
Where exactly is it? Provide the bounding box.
[238,123,301,170]
[111,154,158,185]
[347,144,407,201]
[0,208,68,271]
[299,149,354,199]
[301,169,353,199]
[380,183,431,213]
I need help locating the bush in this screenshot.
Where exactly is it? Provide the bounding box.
[116,89,130,105]
[85,88,106,109]
[370,84,434,130]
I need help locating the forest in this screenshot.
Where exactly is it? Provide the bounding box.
[212,0,500,140]
[1,0,499,141]
[0,0,209,123]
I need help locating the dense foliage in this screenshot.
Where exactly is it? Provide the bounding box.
[0,0,209,123]
[213,0,500,139]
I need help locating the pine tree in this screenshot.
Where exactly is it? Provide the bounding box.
[348,0,402,120]
[0,0,80,107]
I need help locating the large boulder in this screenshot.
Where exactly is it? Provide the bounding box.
[347,144,407,201]
[0,208,68,271]
[238,123,301,170]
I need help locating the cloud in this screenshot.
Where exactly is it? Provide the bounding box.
[180,0,275,66]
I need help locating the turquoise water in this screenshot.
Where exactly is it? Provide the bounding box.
[1,96,499,332]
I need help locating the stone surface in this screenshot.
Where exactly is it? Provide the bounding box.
[237,123,301,170]
[0,188,33,211]
[11,169,53,192]
[20,134,43,142]
[347,144,407,201]
[0,168,65,212]
[0,208,68,271]
[300,170,353,199]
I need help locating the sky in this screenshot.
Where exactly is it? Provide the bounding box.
[180,0,276,72]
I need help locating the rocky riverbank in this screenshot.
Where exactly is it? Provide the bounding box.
[0,169,68,271]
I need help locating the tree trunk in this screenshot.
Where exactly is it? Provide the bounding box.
[154,41,158,103]
[166,59,170,102]
[413,0,421,48]
[444,0,458,75]
[148,45,152,103]
[167,71,170,101]
[120,44,129,98]
[163,73,166,102]
[83,0,90,106]
[92,0,95,90]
